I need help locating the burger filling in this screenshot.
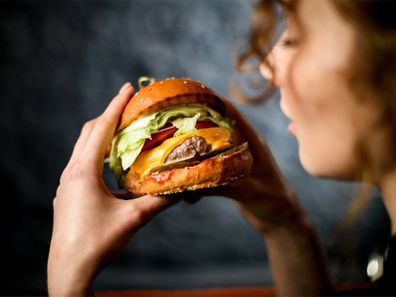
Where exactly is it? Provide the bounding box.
[109,104,233,184]
[130,127,232,177]
[165,136,212,163]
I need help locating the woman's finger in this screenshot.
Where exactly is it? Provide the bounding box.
[59,118,99,184]
[68,117,98,164]
[82,83,134,171]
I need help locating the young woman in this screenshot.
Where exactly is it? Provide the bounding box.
[48,0,396,296]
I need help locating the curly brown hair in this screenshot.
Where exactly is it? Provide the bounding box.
[238,0,396,102]
[238,0,396,220]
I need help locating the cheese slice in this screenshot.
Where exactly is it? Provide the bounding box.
[131,127,232,177]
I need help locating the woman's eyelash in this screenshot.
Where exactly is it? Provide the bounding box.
[280,37,299,47]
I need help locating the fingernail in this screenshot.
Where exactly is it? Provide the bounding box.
[119,82,131,94]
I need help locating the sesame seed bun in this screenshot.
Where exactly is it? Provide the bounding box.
[118,78,225,131]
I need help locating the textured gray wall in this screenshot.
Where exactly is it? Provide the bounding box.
[0,0,391,295]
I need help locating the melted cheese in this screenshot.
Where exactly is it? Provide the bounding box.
[131,127,232,177]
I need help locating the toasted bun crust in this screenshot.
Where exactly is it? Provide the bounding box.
[119,78,225,130]
[124,147,253,196]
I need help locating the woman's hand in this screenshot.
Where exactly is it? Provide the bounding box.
[48,83,174,297]
[210,100,306,233]
[215,102,332,295]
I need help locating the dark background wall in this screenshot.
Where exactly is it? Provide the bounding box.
[0,0,391,295]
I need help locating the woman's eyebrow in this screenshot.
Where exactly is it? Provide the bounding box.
[279,0,300,28]
[280,0,299,13]
[283,0,306,33]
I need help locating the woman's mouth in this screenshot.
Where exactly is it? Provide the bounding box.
[287,122,297,135]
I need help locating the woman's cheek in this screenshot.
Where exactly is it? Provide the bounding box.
[294,94,362,179]
[287,58,361,179]
[296,122,353,179]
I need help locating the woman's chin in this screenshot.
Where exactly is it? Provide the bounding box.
[299,150,359,181]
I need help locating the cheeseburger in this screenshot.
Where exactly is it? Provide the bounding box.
[109,77,253,196]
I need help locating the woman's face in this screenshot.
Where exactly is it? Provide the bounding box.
[265,0,378,180]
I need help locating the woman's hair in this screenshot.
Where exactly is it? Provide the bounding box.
[238,0,396,102]
[328,1,396,221]
[238,0,396,220]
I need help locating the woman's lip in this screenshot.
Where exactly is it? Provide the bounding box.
[287,122,296,135]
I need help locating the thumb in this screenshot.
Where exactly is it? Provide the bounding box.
[126,195,180,226]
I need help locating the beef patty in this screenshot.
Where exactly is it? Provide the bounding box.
[165,136,212,163]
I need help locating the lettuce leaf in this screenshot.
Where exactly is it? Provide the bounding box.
[109,104,233,184]
[172,113,200,137]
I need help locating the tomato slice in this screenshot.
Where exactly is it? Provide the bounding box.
[141,126,177,152]
[141,121,217,153]
[195,121,217,130]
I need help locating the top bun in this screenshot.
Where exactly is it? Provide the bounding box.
[118,78,225,130]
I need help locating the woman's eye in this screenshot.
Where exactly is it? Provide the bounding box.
[280,37,300,47]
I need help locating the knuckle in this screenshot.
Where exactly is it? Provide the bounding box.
[59,171,67,184]
[69,161,86,179]
[82,119,95,132]
[55,184,62,196]
[99,112,114,125]
[59,165,73,185]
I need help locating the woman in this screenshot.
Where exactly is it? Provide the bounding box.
[48,0,396,296]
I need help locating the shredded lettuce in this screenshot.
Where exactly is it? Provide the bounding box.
[109,104,233,184]
[172,113,200,137]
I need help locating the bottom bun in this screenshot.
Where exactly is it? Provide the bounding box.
[124,147,253,196]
